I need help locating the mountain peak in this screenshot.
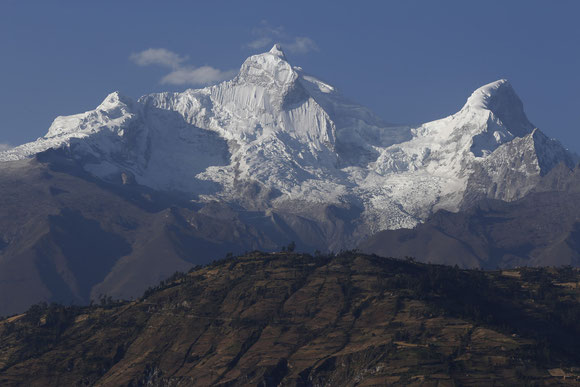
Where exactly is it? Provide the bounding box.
[464,79,512,110]
[97,91,134,111]
[462,79,533,137]
[235,44,297,91]
[269,44,286,59]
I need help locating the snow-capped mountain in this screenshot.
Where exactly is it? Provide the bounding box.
[1,45,575,246]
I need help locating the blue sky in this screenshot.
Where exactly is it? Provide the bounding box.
[1,1,579,151]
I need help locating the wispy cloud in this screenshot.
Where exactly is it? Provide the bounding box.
[285,37,318,54]
[244,21,319,55]
[130,48,186,69]
[161,66,236,86]
[245,36,274,50]
[130,48,235,86]
[0,143,13,152]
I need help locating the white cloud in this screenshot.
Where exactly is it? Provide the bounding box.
[285,37,319,54]
[161,66,236,86]
[130,48,235,86]
[244,21,318,55]
[130,48,186,69]
[0,143,13,152]
[252,21,284,39]
[245,36,273,50]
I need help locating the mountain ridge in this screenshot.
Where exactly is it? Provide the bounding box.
[1,47,574,244]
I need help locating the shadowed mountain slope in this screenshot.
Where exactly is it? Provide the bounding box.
[0,152,310,316]
[360,163,580,269]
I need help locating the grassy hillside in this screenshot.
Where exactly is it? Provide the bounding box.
[1,251,580,385]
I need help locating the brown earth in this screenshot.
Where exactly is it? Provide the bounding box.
[1,251,580,385]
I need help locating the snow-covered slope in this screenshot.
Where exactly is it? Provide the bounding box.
[1,45,575,245]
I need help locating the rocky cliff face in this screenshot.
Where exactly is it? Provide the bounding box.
[461,128,577,208]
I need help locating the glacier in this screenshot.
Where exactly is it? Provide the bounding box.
[1,44,576,248]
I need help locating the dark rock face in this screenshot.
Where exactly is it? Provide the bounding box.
[1,252,580,385]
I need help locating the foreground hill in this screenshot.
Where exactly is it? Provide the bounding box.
[1,252,580,385]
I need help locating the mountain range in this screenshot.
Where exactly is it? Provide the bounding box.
[0,44,577,314]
